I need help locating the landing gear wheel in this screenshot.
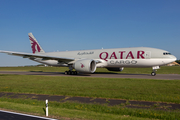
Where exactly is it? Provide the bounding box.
[74,71,77,75]
[151,72,156,76]
[67,71,70,75]
[64,71,78,75]
[71,71,78,75]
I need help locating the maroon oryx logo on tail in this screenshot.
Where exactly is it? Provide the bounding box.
[29,35,41,54]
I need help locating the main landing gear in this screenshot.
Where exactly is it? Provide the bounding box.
[64,70,78,75]
[64,65,78,75]
[151,66,160,76]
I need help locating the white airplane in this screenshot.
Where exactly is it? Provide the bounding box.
[0,33,177,76]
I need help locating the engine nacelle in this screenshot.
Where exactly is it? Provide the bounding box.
[106,67,124,72]
[74,59,96,73]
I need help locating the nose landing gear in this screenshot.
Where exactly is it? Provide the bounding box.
[151,66,160,76]
[151,71,156,76]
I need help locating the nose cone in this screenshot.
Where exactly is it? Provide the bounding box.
[167,55,177,64]
[162,55,177,65]
[171,55,177,62]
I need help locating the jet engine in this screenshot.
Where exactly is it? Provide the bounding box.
[106,67,124,72]
[74,59,96,73]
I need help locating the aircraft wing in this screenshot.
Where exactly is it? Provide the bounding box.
[0,50,75,62]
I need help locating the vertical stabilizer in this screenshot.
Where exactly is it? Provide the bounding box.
[28,33,45,54]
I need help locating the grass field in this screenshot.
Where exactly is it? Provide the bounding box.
[0,66,180,119]
[0,75,180,103]
[0,97,180,120]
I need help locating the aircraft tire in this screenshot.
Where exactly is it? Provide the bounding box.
[74,71,77,75]
[67,71,70,75]
[65,71,78,75]
[151,72,156,76]
[71,71,78,75]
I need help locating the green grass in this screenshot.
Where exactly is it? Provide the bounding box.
[0,66,180,119]
[0,75,180,103]
[0,66,180,74]
[0,97,179,120]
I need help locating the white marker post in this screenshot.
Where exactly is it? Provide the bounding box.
[46,99,48,116]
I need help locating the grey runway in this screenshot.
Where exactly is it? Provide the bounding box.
[0,71,179,80]
[0,110,57,120]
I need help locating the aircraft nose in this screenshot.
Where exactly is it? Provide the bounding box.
[170,55,177,62]
[162,55,177,65]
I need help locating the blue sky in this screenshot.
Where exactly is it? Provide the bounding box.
[0,0,180,66]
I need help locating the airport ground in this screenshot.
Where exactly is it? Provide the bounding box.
[0,66,180,120]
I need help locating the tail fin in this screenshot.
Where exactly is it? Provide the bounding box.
[28,33,45,54]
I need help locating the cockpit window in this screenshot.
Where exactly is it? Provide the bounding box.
[163,52,171,55]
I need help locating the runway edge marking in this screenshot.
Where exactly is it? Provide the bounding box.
[0,110,57,120]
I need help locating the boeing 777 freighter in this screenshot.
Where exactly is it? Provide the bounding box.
[0,33,177,76]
